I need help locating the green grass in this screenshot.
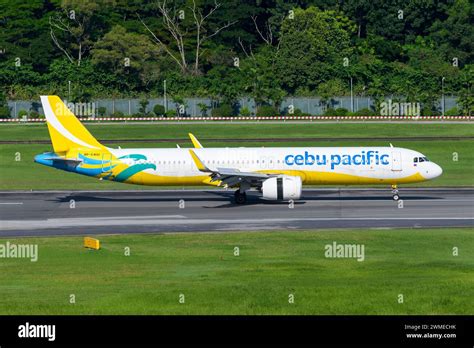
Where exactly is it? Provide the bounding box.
[1,122,474,141]
[0,228,472,315]
[1,123,473,189]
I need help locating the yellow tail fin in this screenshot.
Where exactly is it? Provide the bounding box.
[40,96,104,153]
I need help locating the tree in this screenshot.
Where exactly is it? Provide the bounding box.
[153,104,166,116]
[97,106,106,117]
[275,7,355,94]
[49,0,110,66]
[237,15,285,108]
[0,62,41,99]
[91,25,162,90]
[206,64,244,106]
[139,0,237,75]
[0,0,471,106]
[456,65,473,115]
[197,102,208,116]
[0,90,10,118]
[240,47,285,108]
[0,0,58,72]
[139,98,149,115]
[317,79,347,109]
[45,59,108,100]
[430,0,474,64]
[172,95,187,116]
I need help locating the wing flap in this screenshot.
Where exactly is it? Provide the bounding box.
[189,149,271,188]
[217,169,269,179]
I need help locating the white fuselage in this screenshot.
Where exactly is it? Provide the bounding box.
[106,146,442,186]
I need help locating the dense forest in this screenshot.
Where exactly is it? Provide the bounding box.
[0,0,472,116]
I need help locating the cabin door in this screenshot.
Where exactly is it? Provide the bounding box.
[102,153,113,174]
[391,151,402,171]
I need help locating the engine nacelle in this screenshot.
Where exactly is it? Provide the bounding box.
[262,176,302,200]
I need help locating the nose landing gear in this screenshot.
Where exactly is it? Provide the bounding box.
[391,184,400,201]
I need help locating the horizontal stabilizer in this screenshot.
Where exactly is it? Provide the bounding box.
[46,157,83,165]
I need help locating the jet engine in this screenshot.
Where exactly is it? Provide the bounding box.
[261,176,302,200]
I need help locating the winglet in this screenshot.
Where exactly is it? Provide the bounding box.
[189,150,211,172]
[188,133,203,148]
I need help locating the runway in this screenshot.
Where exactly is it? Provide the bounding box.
[0,188,472,237]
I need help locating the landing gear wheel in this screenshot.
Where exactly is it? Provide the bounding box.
[391,185,400,201]
[234,190,247,204]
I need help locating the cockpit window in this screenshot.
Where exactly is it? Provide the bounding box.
[414,157,430,163]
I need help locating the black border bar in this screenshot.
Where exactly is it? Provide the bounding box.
[0,315,472,346]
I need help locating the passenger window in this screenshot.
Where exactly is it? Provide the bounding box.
[414,158,418,163]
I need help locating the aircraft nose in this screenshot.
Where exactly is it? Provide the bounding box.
[425,163,443,179]
[434,163,443,178]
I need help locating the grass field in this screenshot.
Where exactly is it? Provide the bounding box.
[1,122,474,141]
[0,228,472,315]
[1,123,473,189]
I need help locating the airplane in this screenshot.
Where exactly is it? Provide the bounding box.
[34,96,443,204]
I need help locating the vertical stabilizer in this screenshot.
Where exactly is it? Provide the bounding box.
[40,96,103,153]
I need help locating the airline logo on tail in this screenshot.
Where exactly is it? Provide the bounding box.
[40,96,103,153]
[37,96,159,184]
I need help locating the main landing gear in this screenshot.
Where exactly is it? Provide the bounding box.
[391,184,400,201]
[234,189,247,204]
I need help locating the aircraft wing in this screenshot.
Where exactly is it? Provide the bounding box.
[188,149,271,187]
